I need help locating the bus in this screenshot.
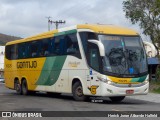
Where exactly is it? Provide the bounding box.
[4,24,149,102]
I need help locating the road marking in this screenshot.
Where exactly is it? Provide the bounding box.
[0,93,15,96]
[112,109,120,111]
[1,118,9,120]
[112,109,131,114]
[6,103,15,105]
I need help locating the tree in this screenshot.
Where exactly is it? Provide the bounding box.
[123,0,160,53]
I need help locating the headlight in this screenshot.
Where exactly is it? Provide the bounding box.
[107,81,112,85]
[107,80,115,85]
[97,75,107,82]
[143,80,149,84]
[97,75,115,84]
[102,78,108,82]
[143,76,149,84]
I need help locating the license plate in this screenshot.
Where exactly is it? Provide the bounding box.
[126,90,134,94]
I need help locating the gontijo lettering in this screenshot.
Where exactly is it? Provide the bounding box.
[17,61,37,68]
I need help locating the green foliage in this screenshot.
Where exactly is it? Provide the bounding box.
[152,87,160,93]
[123,0,160,49]
[156,65,160,81]
[150,80,160,93]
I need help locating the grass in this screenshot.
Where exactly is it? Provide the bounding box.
[152,87,160,93]
[149,81,160,94]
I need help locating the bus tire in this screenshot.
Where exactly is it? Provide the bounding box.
[15,80,22,95]
[109,96,125,102]
[72,81,86,101]
[21,79,29,95]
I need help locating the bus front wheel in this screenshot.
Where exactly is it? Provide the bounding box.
[72,82,87,101]
[109,96,125,102]
[22,79,29,95]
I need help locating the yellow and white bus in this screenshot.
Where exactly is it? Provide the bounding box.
[5,24,149,102]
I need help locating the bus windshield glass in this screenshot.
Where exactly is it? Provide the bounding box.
[99,35,148,77]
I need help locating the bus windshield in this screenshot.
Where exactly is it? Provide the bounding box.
[99,35,148,77]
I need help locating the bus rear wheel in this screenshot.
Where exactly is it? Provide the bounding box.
[15,80,22,95]
[72,82,87,101]
[22,79,29,95]
[109,96,125,102]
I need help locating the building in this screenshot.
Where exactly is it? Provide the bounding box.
[143,41,160,80]
[0,46,5,78]
[143,41,157,58]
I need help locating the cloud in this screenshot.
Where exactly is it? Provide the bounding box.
[0,0,146,39]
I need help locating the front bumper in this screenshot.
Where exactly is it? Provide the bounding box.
[99,82,149,97]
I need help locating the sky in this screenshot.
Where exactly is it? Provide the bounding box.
[0,0,149,40]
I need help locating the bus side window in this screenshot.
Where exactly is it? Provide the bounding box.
[10,45,18,60]
[66,35,75,54]
[50,37,55,56]
[5,45,12,60]
[79,32,98,54]
[40,39,50,57]
[49,33,81,58]
[31,42,37,57]
[29,41,41,58]
[54,38,61,55]
[65,33,81,59]
[53,35,65,55]
[18,43,26,59]
[25,42,30,58]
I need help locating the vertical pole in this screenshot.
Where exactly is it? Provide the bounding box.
[46,16,51,31]
[56,21,58,29]
[48,19,50,31]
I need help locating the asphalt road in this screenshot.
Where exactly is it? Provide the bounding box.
[0,83,160,120]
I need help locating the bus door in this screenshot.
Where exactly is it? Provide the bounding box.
[87,43,101,95]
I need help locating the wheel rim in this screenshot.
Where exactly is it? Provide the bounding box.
[16,83,20,93]
[76,86,83,97]
[22,81,27,94]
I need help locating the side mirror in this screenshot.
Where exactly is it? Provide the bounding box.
[88,39,105,56]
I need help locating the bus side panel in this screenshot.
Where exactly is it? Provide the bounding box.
[68,70,86,93]
[5,58,46,91]
[35,56,67,92]
[5,59,17,89]
[55,70,68,93]
[5,70,15,89]
[64,56,90,94]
